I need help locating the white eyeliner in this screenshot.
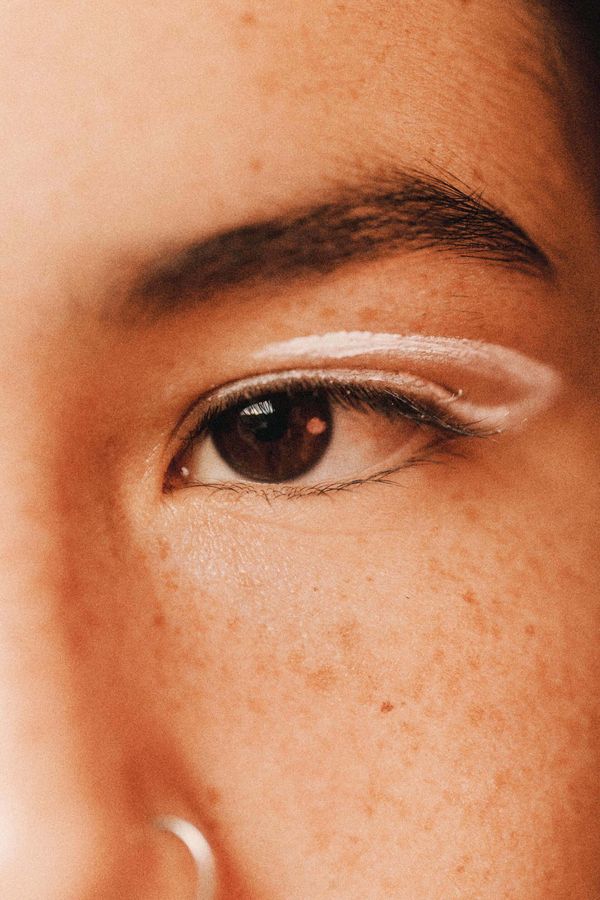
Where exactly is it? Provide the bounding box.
[253,331,561,430]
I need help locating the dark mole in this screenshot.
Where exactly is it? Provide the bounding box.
[380,701,395,713]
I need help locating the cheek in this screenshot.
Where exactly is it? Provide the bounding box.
[141,490,600,894]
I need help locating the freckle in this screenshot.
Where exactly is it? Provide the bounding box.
[494,769,511,789]
[409,678,425,703]
[338,619,360,652]
[247,695,266,715]
[306,666,337,692]
[240,10,257,25]
[249,157,263,172]
[227,616,240,632]
[456,854,472,874]
[287,650,305,672]
[525,623,536,636]
[462,590,477,605]
[152,612,166,628]
[165,575,179,593]
[313,830,333,852]
[255,659,269,676]
[468,704,485,726]
[380,701,394,713]
[463,504,480,523]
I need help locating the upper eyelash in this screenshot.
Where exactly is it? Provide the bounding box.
[180,373,491,451]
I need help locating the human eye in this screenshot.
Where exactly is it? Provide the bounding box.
[164,332,561,500]
[165,367,491,498]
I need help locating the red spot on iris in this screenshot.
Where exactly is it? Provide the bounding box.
[306,416,328,436]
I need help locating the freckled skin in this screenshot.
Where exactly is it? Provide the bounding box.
[0,1,598,898]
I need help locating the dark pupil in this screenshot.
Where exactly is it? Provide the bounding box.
[211,389,332,483]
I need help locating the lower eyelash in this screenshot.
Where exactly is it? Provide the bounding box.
[270,437,461,500]
[176,430,473,501]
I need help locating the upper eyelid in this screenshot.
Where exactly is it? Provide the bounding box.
[179,368,460,423]
[163,366,456,475]
[165,335,559,458]
[176,368,478,441]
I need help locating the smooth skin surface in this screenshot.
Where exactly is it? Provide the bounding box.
[0,1,598,897]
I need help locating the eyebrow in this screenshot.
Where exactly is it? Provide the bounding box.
[127,170,551,321]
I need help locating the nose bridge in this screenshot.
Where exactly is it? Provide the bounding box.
[0,363,178,898]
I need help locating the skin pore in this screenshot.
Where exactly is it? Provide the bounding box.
[0,1,598,898]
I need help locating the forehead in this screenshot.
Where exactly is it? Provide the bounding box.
[0,0,571,307]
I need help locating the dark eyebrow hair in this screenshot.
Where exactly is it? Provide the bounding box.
[126,170,551,321]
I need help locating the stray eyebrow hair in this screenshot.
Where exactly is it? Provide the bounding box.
[127,170,551,321]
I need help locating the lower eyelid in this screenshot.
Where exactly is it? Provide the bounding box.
[188,433,465,500]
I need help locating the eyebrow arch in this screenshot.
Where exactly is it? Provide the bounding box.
[127,169,551,321]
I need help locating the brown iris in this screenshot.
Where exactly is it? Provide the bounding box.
[211,389,332,482]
